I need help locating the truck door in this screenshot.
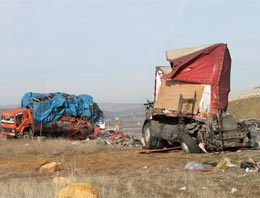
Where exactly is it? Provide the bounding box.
[16,113,23,127]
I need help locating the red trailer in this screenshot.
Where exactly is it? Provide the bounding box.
[143,43,256,153]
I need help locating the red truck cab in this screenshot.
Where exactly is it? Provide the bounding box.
[1,108,33,138]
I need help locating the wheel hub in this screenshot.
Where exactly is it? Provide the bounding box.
[181,142,190,153]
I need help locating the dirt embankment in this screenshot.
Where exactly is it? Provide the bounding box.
[227,97,260,119]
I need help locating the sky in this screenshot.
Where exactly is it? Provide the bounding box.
[0,0,259,105]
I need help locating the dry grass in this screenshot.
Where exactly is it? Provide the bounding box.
[228,97,260,119]
[0,138,260,198]
[0,168,260,198]
[0,138,128,157]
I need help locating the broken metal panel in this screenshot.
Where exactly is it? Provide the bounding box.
[163,43,231,114]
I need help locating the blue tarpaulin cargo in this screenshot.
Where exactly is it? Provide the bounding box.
[21,92,103,124]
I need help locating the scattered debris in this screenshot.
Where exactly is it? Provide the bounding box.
[240,157,260,172]
[139,146,182,154]
[57,183,98,198]
[231,187,238,193]
[184,162,213,171]
[213,158,231,172]
[53,177,71,185]
[178,186,187,191]
[95,130,143,147]
[198,143,208,153]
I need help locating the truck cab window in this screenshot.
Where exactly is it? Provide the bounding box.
[1,116,14,124]
[16,114,23,126]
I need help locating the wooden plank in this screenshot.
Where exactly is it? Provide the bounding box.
[154,80,205,114]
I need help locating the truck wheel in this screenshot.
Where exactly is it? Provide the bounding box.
[179,132,201,153]
[156,139,168,149]
[142,122,158,149]
[23,132,32,140]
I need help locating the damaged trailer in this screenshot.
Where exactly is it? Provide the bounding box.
[143,43,256,153]
[1,92,103,139]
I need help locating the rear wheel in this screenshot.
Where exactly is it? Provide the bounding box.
[179,132,201,153]
[23,132,32,140]
[142,122,167,149]
[23,129,33,140]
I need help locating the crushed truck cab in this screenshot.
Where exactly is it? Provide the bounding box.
[1,108,33,138]
[143,43,256,153]
[1,92,103,139]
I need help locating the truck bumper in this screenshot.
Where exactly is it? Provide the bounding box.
[1,131,16,137]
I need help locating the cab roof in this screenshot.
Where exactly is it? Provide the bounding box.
[1,108,29,116]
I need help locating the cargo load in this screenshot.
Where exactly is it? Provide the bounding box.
[1,92,103,139]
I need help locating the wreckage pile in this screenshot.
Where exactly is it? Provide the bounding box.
[88,129,143,147]
[21,92,103,124]
[183,157,260,173]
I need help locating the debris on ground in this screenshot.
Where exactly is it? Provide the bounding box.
[184,162,213,171]
[57,183,98,198]
[89,130,143,147]
[178,186,187,191]
[231,187,238,193]
[213,157,232,172]
[240,157,260,172]
[139,146,182,154]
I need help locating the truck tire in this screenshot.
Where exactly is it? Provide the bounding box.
[23,132,32,140]
[143,122,161,149]
[23,129,33,140]
[179,132,201,153]
[16,133,22,139]
[157,139,168,149]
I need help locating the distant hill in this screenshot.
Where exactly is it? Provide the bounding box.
[99,103,145,119]
[229,87,260,102]
[228,97,260,119]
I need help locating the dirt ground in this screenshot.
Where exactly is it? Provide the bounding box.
[0,138,260,198]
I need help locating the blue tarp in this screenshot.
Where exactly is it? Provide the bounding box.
[21,92,103,124]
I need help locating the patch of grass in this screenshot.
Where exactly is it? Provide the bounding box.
[0,138,130,157]
[0,137,260,198]
[1,168,259,198]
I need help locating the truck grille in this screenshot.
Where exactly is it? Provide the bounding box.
[3,128,14,133]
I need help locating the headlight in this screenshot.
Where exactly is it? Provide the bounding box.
[12,129,15,132]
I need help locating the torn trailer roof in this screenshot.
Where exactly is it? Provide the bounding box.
[163,43,231,114]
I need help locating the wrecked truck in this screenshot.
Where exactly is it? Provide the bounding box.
[0,92,103,139]
[143,43,256,153]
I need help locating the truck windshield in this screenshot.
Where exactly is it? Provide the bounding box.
[1,115,15,124]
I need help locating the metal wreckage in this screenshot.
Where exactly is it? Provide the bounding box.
[142,43,257,153]
[1,92,103,139]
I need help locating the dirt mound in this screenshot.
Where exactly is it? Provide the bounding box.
[227,97,260,119]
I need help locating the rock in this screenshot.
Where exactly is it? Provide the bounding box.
[38,159,49,166]
[57,183,98,198]
[39,162,58,173]
[53,177,71,185]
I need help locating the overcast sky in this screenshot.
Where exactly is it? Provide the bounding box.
[0,0,259,105]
